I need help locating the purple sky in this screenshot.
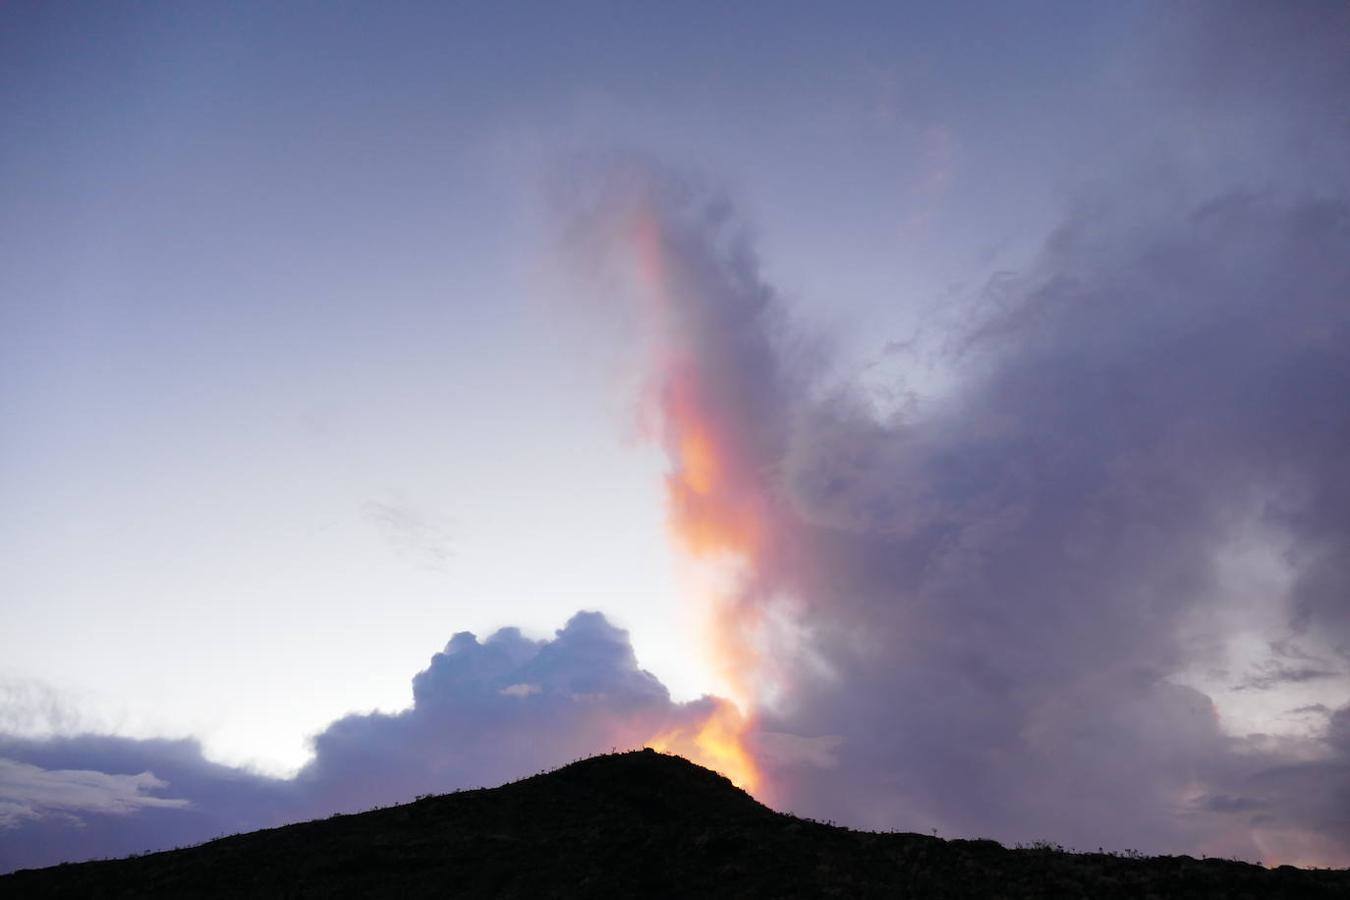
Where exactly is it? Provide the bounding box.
[3,0,1349,872]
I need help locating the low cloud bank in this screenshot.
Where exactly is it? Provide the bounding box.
[0,613,722,873]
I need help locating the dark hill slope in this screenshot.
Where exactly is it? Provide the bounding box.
[2,749,1346,898]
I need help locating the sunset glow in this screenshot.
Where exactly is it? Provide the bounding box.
[645,700,760,794]
[623,206,779,791]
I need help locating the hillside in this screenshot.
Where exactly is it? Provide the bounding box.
[2,749,1346,898]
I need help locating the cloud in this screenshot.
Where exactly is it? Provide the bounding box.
[0,612,731,873]
[547,82,1350,864]
[361,499,454,572]
[1236,662,1341,693]
[0,679,89,738]
[0,735,290,873]
[0,759,188,828]
[294,611,719,816]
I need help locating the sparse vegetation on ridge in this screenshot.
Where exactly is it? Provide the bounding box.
[2,750,1346,898]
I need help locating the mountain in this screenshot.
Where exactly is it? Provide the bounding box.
[2,749,1345,898]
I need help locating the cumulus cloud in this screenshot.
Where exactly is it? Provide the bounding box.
[294,611,720,816]
[0,613,729,873]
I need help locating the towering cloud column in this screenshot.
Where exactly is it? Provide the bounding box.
[560,159,1350,866]
[555,164,832,793]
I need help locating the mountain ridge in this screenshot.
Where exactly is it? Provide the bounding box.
[3,749,1346,898]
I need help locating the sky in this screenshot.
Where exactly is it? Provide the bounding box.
[3,0,1349,873]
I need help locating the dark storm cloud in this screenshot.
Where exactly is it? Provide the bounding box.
[552,144,1349,865]
[579,5,1348,864]
[535,7,1350,842]
[763,189,1349,859]
[0,613,717,873]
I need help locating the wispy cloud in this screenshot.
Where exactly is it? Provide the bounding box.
[0,759,188,828]
[361,500,454,572]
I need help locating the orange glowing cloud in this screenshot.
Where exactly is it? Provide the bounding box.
[645,700,760,794]
[658,363,769,562]
[620,202,787,795]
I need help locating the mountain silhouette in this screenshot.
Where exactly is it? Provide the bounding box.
[2,749,1345,898]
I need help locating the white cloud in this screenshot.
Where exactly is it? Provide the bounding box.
[0,758,188,828]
